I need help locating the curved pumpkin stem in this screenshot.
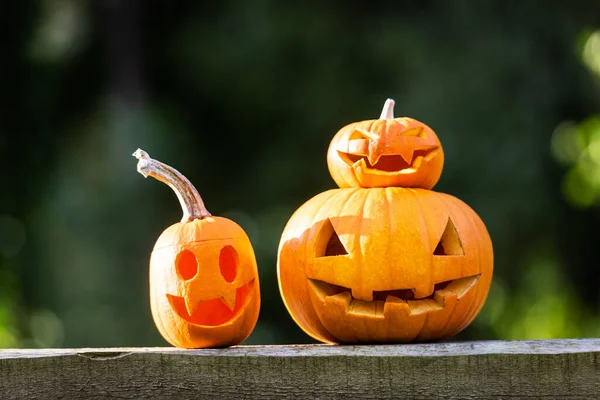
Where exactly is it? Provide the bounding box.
[379,98,395,120]
[133,149,212,222]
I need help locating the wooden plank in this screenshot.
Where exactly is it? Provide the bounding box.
[0,339,598,399]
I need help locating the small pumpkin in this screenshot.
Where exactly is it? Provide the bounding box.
[277,187,493,344]
[134,149,260,348]
[327,99,444,189]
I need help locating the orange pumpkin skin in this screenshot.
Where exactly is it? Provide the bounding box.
[277,188,493,344]
[150,216,260,348]
[327,117,444,189]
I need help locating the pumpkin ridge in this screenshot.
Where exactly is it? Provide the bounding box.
[345,124,365,187]
[459,198,485,330]
[410,189,435,292]
[447,194,483,334]
[324,188,366,342]
[430,192,468,338]
[296,188,346,343]
[281,189,341,242]
[150,247,183,347]
[317,189,362,342]
[416,191,459,339]
[358,187,377,342]
[359,188,375,298]
[333,124,359,188]
[384,188,394,337]
[409,189,435,339]
[151,284,178,347]
[438,193,483,337]
[442,193,488,335]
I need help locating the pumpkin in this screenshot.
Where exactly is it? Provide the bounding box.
[134,149,260,348]
[277,187,493,344]
[327,99,444,189]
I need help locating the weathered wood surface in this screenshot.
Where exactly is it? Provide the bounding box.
[0,339,598,399]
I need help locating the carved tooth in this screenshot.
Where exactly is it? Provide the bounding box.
[383,296,410,316]
[184,296,201,317]
[413,284,435,300]
[308,279,335,301]
[337,151,360,167]
[325,291,352,309]
[424,149,439,162]
[445,275,480,299]
[351,287,374,302]
[434,290,457,308]
[220,287,237,311]
[353,158,368,170]
[397,148,415,166]
[408,299,442,315]
[347,299,383,318]
[412,156,423,169]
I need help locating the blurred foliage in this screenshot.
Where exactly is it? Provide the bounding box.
[0,0,599,347]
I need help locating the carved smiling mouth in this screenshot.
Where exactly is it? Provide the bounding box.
[337,148,438,175]
[308,274,480,317]
[167,280,255,326]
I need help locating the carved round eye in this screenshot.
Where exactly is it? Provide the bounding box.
[175,250,198,280]
[219,245,238,283]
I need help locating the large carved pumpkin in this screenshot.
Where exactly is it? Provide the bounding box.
[277,187,493,344]
[327,99,444,189]
[134,149,260,348]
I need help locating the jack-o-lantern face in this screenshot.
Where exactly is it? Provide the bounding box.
[277,188,493,344]
[134,149,260,349]
[164,244,255,326]
[327,99,444,189]
[151,218,261,348]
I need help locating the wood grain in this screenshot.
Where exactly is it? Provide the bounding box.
[0,339,598,399]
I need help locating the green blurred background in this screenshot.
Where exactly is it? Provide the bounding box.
[1,0,599,348]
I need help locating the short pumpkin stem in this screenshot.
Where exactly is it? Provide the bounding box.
[133,149,212,222]
[379,98,395,120]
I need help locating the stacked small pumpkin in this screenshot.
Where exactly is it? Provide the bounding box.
[277,99,493,344]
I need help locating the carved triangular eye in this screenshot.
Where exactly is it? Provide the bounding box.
[325,230,348,257]
[315,218,349,257]
[349,128,379,141]
[433,218,464,256]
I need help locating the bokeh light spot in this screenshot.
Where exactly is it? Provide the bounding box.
[29,309,65,348]
[28,0,89,63]
[550,121,584,166]
[582,30,600,78]
[562,166,596,208]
